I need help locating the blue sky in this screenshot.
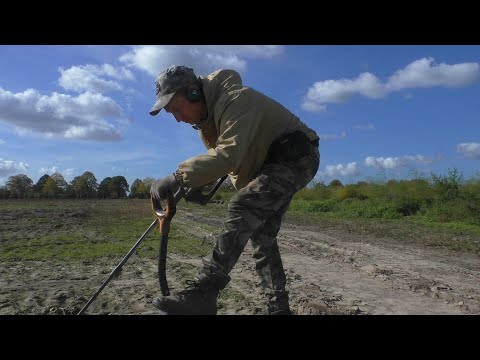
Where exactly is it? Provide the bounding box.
[0,45,479,188]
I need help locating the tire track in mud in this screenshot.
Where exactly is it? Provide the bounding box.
[277,227,480,315]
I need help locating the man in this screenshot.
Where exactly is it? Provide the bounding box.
[149,65,320,315]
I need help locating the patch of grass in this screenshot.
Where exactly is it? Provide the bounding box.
[285,211,480,255]
[3,198,479,260]
[218,288,251,305]
[213,190,235,203]
[164,224,212,257]
[289,199,335,213]
[170,262,198,285]
[180,199,229,218]
[0,199,213,260]
[2,240,135,260]
[410,216,480,237]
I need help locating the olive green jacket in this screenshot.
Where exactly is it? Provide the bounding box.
[176,69,319,190]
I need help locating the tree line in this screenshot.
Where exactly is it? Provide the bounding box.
[0,171,160,199]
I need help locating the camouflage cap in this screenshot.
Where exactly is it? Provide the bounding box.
[149,65,198,116]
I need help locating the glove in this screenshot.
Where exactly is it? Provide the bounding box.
[150,173,179,199]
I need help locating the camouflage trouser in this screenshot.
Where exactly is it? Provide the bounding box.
[199,140,320,305]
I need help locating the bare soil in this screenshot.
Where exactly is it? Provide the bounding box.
[1,207,479,316]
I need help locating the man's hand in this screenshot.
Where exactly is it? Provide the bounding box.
[150,174,179,199]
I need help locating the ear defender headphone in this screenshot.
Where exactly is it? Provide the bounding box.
[184,88,203,103]
[183,83,206,131]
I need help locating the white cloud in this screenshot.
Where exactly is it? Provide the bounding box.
[457,142,480,159]
[302,72,386,112]
[365,155,432,169]
[301,101,326,113]
[354,123,375,130]
[0,158,29,177]
[38,166,75,178]
[386,57,480,91]
[0,87,125,141]
[321,162,360,178]
[302,57,480,113]
[63,168,75,177]
[320,131,347,140]
[200,45,284,58]
[119,45,285,77]
[0,139,5,144]
[58,64,135,93]
[39,166,59,174]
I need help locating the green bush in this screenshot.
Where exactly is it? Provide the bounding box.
[461,180,480,216]
[422,200,480,225]
[289,199,336,213]
[393,198,423,216]
[336,198,401,219]
[431,168,464,202]
[334,184,368,201]
[295,183,332,200]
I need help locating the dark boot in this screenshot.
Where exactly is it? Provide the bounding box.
[266,290,291,315]
[152,274,222,315]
